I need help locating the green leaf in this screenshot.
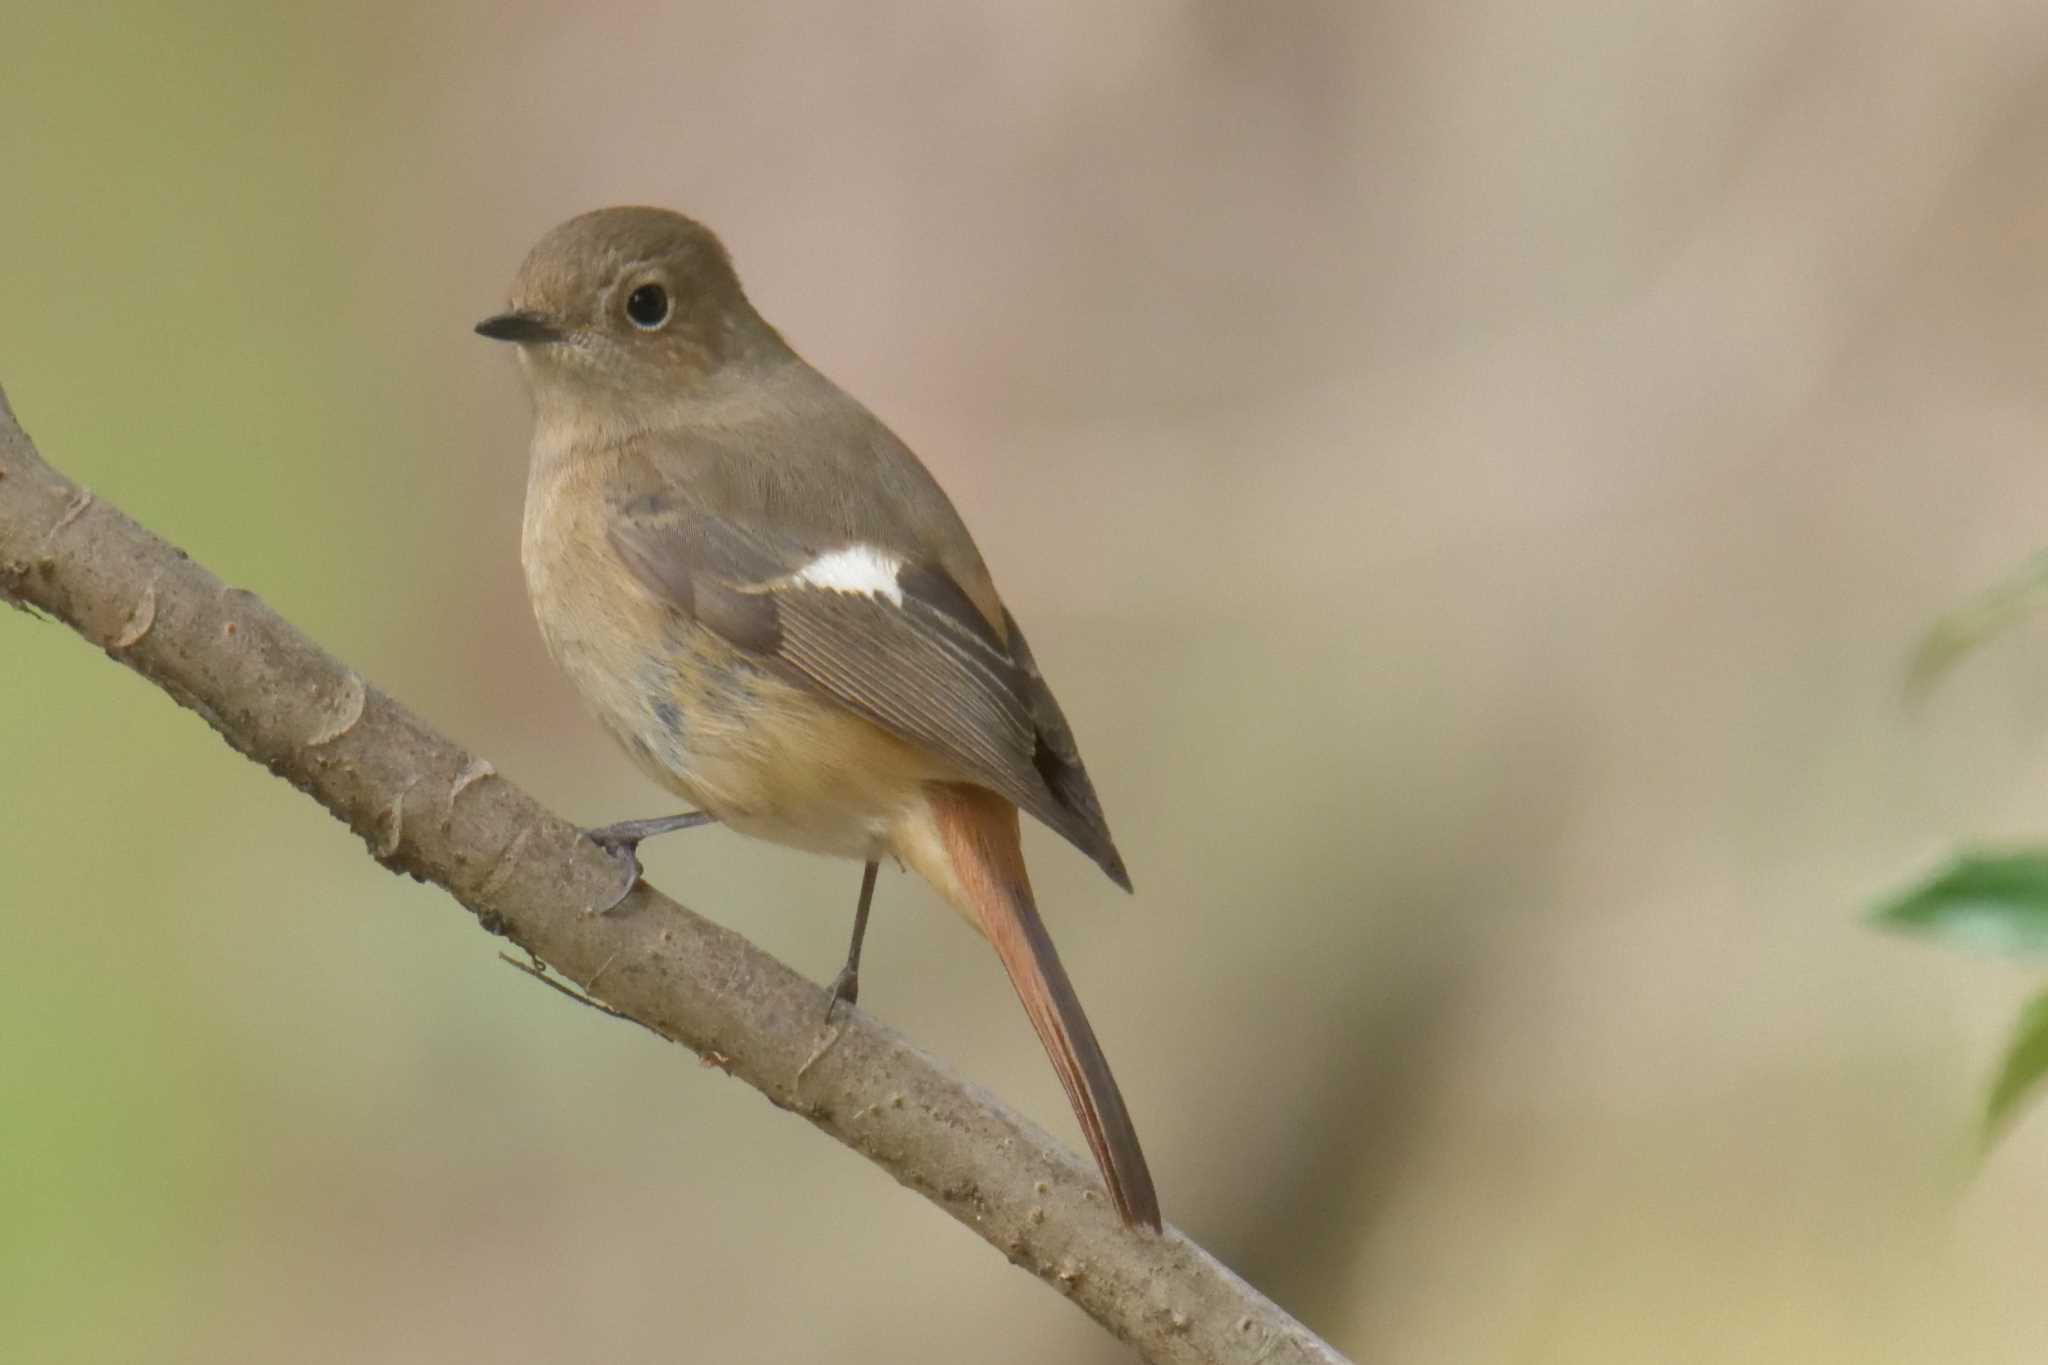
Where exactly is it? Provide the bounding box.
[1907,548,2048,705]
[1871,852,2048,958]
[1986,989,2048,1145]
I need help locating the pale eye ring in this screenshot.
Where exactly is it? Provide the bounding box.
[626,283,670,329]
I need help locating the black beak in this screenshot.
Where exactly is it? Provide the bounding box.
[474,310,561,343]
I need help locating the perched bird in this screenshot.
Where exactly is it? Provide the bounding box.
[476,207,1159,1229]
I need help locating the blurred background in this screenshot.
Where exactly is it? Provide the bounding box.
[7,3,2048,1361]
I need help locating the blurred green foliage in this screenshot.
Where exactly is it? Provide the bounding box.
[1907,552,2048,708]
[1987,992,2048,1142]
[1874,853,2048,958]
[1880,563,2048,1145]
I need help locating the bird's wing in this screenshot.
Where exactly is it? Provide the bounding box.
[607,488,1129,888]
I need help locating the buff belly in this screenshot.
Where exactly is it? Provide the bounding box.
[530,571,947,861]
[629,638,952,862]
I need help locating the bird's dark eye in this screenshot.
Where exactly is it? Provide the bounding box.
[626,283,670,329]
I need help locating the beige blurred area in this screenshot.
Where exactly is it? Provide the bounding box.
[8,3,2048,1360]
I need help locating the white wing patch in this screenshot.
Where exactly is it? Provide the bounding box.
[795,545,905,606]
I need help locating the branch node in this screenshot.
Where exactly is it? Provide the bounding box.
[41,486,92,552]
[111,570,160,648]
[446,755,496,820]
[796,1020,846,1085]
[476,824,532,901]
[375,774,421,860]
[304,670,367,747]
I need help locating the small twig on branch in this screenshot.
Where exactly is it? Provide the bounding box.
[497,950,638,1025]
[0,382,1348,1365]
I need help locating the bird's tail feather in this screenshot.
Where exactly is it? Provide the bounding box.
[922,785,1160,1230]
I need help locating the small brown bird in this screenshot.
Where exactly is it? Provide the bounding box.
[477,207,1159,1230]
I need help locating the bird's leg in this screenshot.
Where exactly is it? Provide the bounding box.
[583,811,716,913]
[825,860,881,1019]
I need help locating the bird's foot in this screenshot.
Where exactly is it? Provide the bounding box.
[824,964,860,1022]
[580,811,714,914]
[581,830,644,914]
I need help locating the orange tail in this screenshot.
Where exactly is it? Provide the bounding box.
[921,785,1160,1230]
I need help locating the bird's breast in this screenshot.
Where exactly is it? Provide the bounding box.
[521,457,696,786]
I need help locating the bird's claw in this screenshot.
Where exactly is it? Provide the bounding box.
[583,830,644,914]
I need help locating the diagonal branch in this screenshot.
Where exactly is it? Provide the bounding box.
[0,384,1348,1365]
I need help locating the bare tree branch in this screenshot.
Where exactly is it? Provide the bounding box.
[0,384,1348,1365]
